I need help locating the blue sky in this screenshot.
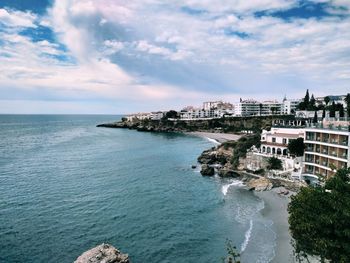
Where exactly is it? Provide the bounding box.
[0,0,349,114]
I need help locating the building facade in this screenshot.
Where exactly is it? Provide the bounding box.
[303,120,350,181]
[260,127,304,156]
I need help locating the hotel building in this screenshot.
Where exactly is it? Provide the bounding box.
[303,119,350,180]
[260,127,304,156]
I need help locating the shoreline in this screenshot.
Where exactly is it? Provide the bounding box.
[187,131,242,143]
[254,188,295,263]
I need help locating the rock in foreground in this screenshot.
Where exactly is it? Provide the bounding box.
[247,177,273,191]
[200,164,215,176]
[74,244,130,263]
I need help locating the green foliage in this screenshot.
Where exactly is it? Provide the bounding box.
[324,96,330,105]
[222,239,241,263]
[297,90,321,111]
[288,168,350,263]
[345,93,350,116]
[230,134,261,168]
[163,110,179,120]
[312,111,318,123]
[288,138,305,157]
[308,94,316,111]
[267,157,283,170]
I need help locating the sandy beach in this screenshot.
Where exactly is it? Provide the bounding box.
[188,131,242,143]
[255,188,296,263]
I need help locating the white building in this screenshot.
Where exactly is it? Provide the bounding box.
[203,101,234,110]
[315,95,347,108]
[260,127,305,156]
[234,99,283,116]
[150,111,165,120]
[203,101,222,110]
[179,108,230,120]
[234,99,260,116]
[125,113,151,121]
[283,98,301,114]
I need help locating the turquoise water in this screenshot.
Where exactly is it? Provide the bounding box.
[0,115,275,263]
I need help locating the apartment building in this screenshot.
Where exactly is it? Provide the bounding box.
[303,120,350,180]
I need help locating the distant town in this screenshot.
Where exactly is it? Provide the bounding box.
[121,91,350,185]
[125,93,348,121]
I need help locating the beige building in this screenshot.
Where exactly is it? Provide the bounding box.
[303,119,350,181]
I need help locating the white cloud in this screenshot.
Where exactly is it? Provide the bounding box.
[1,0,350,113]
[0,8,37,28]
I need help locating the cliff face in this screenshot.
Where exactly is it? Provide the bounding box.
[97,115,295,133]
[74,244,130,263]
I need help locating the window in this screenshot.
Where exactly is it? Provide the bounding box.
[282,138,287,144]
[272,137,276,143]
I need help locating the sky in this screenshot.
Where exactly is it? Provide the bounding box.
[0,0,349,114]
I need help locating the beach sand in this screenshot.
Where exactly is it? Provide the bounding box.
[188,131,241,143]
[255,188,296,263]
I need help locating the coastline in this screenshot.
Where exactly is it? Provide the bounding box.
[254,188,295,263]
[187,131,242,143]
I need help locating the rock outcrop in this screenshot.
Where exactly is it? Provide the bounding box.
[200,164,215,176]
[74,244,130,263]
[246,177,273,191]
[218,162,239,178]
[197,148,217,164]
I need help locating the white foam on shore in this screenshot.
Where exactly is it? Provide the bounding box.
[241,219,253,252]
[222,180,244,195]
[205,137,221,145]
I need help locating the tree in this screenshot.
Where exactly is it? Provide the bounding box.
[339,104,345,117]
[288,138,305,157]
[288,168,350,263]
[304,89,310,105]
[297,89,310,110]
[313,111,318,123]
[308,94,316,110]
[163,110,179,119]
[322,109,326,119]
[329,101,336,117]
[267,157,283,170]
[259,103,263,116]
[345,93,350,116]
[324,96,330,106]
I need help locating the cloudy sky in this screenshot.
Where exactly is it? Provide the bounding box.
[0,0,349,114]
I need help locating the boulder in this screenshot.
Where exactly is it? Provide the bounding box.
[197,148,217,164]
[74,244,130,263]
[200,164,215,176]
[246,177,273,191]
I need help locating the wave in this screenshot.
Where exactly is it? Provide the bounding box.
[240,219,253,252]
[205,137,221,145]
[222,180,244,195]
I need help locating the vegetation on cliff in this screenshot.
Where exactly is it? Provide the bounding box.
[287,138,305,157]
[99,115,295,134]
[228,134,261,169]
[288,168,350,263]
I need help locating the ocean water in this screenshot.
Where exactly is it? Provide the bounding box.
[0,115,276,263]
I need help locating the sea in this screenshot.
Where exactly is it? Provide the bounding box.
[0,115,276,263]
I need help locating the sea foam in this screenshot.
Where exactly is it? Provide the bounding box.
[222,180,244,195]
[241,219,253,252]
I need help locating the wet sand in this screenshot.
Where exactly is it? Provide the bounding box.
[255,188,296,263]
[188,131,241,143]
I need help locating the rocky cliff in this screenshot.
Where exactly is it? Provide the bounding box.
[74,244,130,263]
[97,115,295,133]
